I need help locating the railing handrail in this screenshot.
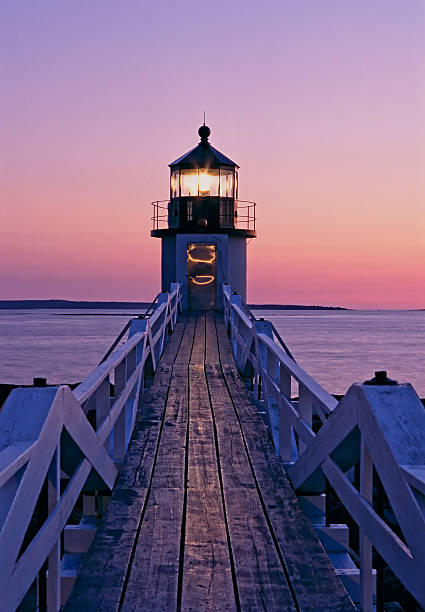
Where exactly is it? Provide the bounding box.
[74,330,145,404]
[0,283,182,611]
[222,282,425,610]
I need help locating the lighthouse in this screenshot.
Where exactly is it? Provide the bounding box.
[151,125,257,310]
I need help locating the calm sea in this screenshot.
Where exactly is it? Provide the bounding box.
[0,309,424,397]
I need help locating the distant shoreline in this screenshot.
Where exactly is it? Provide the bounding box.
[248,304,348,311]
[0,299,348,311]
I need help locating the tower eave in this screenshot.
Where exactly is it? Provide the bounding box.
[151,229,257,239]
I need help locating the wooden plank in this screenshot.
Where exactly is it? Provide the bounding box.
[181,316,236,611]
[175,313,197,366]
[121,365,189,610]
[190,313,205,365]
[182,487,235,612]
[159,312,189,366]
[205,365,255,491]
[224,488,297,612]
[205,311,220,364]
[215,319,355,611]
[148,365,188,489]
[206,363,297,611]
[120,488,184,612]
[214,312,234,362]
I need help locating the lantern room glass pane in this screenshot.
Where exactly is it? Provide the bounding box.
[171,171,180,198]
[220,169,234,197]
[181,169,199,196]
[199,169,219,196]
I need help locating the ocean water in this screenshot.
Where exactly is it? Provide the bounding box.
[257,309,425,396]
[0,309,424,397]
[0,309,146,386]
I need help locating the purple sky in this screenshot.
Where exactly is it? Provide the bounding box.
[1,1,424,307]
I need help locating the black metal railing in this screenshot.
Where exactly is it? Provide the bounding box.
[236,201,257,231]
[151,199,257,232]
[151,200,169,231]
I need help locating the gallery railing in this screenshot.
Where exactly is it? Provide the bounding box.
[223,283,425,611]
[151,199,257,231]
[151,200,169,231]
[0,283,182,612]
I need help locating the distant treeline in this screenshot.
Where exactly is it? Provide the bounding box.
[249,304,348,311]
[0,300,349,310]
[0,300,348,310]
[0,300,152,309]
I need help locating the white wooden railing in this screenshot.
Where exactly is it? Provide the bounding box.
[0,283,181,612]
[223,284,425,611]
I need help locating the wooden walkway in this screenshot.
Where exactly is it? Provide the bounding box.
[65,313,354,611]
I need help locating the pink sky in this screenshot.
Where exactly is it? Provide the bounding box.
[1,1,424,308]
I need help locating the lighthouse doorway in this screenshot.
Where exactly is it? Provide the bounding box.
[187,244,217,310]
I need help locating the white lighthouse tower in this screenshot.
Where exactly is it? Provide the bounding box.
[151,125,257,310]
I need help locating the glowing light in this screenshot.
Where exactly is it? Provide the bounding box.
[181,171,199,196]
[188,244,215,251]
[187,252,216,264]
[179,170,220,197]
[199,171,214,196]
[190,275,215,285]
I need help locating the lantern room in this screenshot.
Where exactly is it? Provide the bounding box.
[151,124,257,310]
[168,125,237,232]
[170,125,237,199]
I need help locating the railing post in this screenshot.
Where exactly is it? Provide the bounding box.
[96,377,110,452]
[298,384,313,454]
[157,292,170,359]
[113,360,126,461]
[279,364,292,462]
[266,348,276,384]
[360,436,374,612]
[254,319,272,371]
[126,348,137,393]
[95,377,109,430]
[265,347,276,423]
[230,293,242,360]
[47,445,60,611]
[170,283,180,324]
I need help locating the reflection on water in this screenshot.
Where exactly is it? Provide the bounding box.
[0,309,424,396]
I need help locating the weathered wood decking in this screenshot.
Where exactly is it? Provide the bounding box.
[65,312,354,611]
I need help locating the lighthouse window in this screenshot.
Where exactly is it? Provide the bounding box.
[220,200,233,228]
[181,170,199,196]
[169,201,179,228]
[171,171,180,198]
[187,201,193,221]
[220,169,234,198]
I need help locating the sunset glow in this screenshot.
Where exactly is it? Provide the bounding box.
[1,1,424,308]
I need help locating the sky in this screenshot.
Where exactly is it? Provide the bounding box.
[1,0,424,308]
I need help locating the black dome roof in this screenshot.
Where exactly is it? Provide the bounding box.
[169,125,239,170]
